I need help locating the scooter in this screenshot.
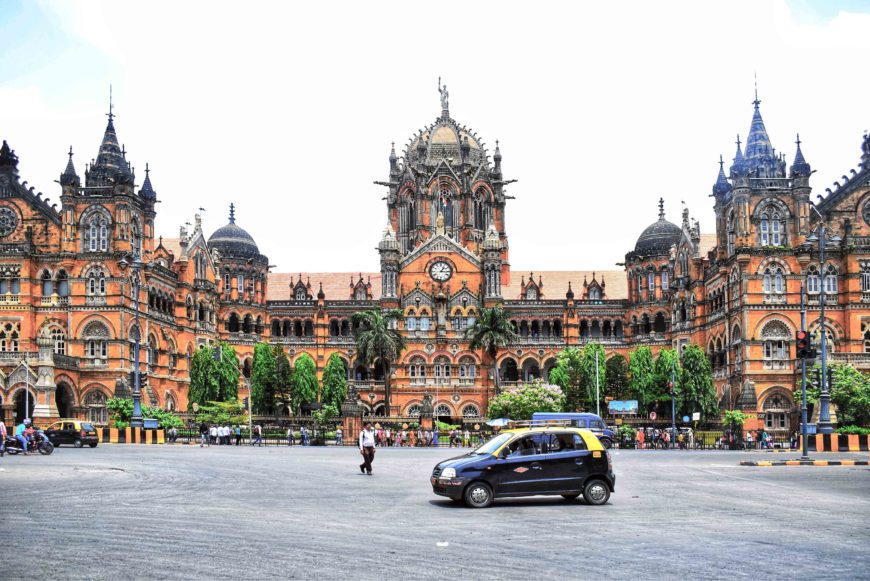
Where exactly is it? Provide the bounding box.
[3,431,54,456]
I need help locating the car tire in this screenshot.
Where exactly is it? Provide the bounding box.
[89,443,98,448]
[600,438,612,449]
[74,439,83,448]
[583,479,610,505]
[463,481,493,509]
[561,493,581,501]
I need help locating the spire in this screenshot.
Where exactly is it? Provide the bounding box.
[741,82,783,178]
[790,133,811,177]
[494,139,502,163]
[87,88,131,187]
[658,197,665,220]
[712,154,732,197]
[229,203,236,224]
[60,146,80,187]
[389,142,397,162]
[139,162,156,199]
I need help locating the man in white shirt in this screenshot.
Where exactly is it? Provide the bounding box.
[359,421,376,475]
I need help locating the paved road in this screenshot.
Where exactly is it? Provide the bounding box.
[1,445,868,580]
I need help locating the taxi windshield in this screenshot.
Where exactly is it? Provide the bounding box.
[472,432,513,455]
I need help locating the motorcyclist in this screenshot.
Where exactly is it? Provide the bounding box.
[0,418,7,456]
[15,419,30,455]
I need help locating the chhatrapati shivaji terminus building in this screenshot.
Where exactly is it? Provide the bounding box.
[1,83,869,438]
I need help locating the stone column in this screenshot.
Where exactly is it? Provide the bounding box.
[32,332,58,419]
[340,384,362,446]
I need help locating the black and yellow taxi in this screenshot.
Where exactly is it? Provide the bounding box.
[431,426,615,508]
[44,419,99,448]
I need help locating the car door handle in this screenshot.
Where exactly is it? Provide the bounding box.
[530,462,542,470]
[574,459,584,465]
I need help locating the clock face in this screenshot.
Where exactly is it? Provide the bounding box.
[429,261,453,282]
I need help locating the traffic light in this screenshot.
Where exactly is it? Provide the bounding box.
[813,367,822,390]
[827,366,835,390]
[243,397,250,409]
[140,374,148,391]
[796,331,809,359]
[667,381,675,396]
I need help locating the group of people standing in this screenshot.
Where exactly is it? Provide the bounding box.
[634,427,695,449]
[368,426,480,448]
[198,423,247,447]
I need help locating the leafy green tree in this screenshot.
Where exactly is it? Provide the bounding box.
[804,362,870,427]
[724,409,748,427]
[679,345,718,420]
[652,348,682,410]
[549,347,584,411]
[352,308,405,414]
[250,342,277,414]
[579,343,606,412]
[321,353,348,410]
[465,306,518,394]
[605,354,630,400]
[196,400,249,426]
[629,346,656,409]
[293,353,319,414]
[486,379,565,420]
[188,342,240,409]
[106,398,183,429]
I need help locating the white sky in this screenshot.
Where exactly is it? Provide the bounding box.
[1,0,868,273]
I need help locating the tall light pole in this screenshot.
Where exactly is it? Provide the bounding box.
[807,204,837,435]
[120,254,144,428]
[594,349,600,417]
[799,284,810,460]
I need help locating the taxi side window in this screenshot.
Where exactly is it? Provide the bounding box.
[544,433,585,453]
[507,434,542,457]
[573,434,588,450]
[63,422,75,430]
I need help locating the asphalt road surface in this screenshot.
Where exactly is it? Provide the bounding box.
[1,445,868,580]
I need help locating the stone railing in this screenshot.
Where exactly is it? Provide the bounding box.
[86,295,107,307]
[53,354,79,369]
[0,294,20,305]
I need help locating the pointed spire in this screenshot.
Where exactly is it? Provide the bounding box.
[229,203,236,224]
[106,84,115,130]
[88,88,131,187]
[658,197,665,220]
[741,82,783,177]
[790,133,811,177]
[139,162,156,199]
[60,145,80,187]
[712,154,732,197]
[389,142,397,162]
[317,282,325,300]
[566,281,574,300]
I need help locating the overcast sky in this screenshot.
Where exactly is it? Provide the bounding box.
[1,0,868,274]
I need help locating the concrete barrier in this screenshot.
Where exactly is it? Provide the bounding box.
[97,427,166,444]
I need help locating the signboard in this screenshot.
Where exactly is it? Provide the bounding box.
[692,412,701,421]
[615,418,623,426]
[608,400,639,415]
[649,411,657,420]
[682,415,690,423]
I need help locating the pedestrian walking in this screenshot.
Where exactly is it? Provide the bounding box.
[199,422,209,447]
[209,425,217,445]
[235,425,242,445]
[416,428,423,447]
[636,428,645,450]
[335,426,343,446]
[0,418,7,456]
[463,429,470,447]
[287,426,294,446]
[253,424,263,446]
[359,421,376,475]
[433,427,439,447]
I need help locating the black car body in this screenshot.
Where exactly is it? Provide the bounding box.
[45,420,99,448]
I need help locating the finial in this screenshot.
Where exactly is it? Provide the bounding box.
[107,84,114,122]
[145,162,150,176]
[736,134,742,149]
[752,72,760,108]
[229,203,235,224]
[68,145,73,160]
[796,133,801,148]
[658,197,665,220]
[719,154,724,170]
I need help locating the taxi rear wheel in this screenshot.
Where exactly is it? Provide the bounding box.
[583,479,610,505]
[463,482,493,508]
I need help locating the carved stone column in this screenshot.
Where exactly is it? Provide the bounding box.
[32,331,58,419]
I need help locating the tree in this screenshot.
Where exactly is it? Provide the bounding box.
[629,346,656,409]
[652,348,682,411]
[549,347,584,411]
[188,342,240,409]
[465,306,518,394]
[196,400,249,426]
[486,380,565,420]
[805,362,870,427]
[352,308,405,415]
[605,354,630,400]
[321,353,348,410]
[724,409,748,427]
[293,353,319,415]
[106,398,183,429]
[250,342,277,414]
[679,345,718,420]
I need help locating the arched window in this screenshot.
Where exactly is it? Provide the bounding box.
[408,356,426,383]
[186,296,193,320]
[406,404,422,417]
[526,286,538,300]
[459,356,476,379]
[462,404,481,418]
[147,336,158,371]
[165,392,177,412]
[354,287,367,301]
[434,355,451,381]
[41,270,54,296]
[761,320,790,363]
[406,313,417,331]
[661,269,669,291]
[0,322,19,352]
[83,321,110,362]
[726,210,735,256]
[295,287,307,301]
[824,265,838,295]
[588,286,601,300]
[806,266,820,294]
[760,210,785,246]
[763,266,785,297]
[85,390,109,425]
[131,219,142,257]
[228,313,240,333]
[56,270,69,297]
[435,403,452,418]
[863,321,870,354]
[50,327,66,355]
[87,268,107,296]
[420,312,430,331]
[83,209,110,253]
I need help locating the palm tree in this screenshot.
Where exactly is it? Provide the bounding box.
[351,308,405,416]
[465,306,517,395]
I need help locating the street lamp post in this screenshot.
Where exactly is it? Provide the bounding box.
[807,205,835,435]
[120,254,144,428]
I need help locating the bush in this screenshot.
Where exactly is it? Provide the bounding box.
[837,425,870,436]
[487,379,565,420]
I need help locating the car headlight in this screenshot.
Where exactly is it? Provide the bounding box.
[440,467,457,479]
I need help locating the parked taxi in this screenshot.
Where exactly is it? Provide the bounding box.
[44,419,99,448]
[431,426,615,508]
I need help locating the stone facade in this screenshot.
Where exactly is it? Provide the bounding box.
[1,87,868,436]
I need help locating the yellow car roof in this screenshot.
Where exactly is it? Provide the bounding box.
[498,427,604,451]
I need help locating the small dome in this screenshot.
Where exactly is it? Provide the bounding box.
[208,204,260,260]
[634,199,681,255]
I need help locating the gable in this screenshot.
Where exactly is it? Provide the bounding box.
[400,233,481,270]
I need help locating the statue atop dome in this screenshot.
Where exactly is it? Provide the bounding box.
[438,76,449,115]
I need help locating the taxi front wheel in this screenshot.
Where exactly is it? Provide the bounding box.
[583,479,610,505]
[464,482,493,508]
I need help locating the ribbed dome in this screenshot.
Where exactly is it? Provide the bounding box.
[208,204,260,259]
[634,200,681,255]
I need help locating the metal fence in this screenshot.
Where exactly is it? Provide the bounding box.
[614,427,798,450]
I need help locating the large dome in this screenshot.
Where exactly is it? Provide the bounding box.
[208,205,261,260]
[634,201,682,255]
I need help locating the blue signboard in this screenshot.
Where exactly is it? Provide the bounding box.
[607,400,639,415]
[682,415,690,423]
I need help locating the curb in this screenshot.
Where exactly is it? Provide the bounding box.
[740,460,869,467]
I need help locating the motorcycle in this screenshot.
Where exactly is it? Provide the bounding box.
[3,431,54,456]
